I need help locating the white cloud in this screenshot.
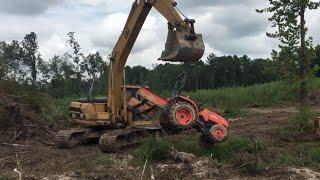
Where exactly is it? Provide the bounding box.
[91,13,127,50]
[91,9,168,66]
[0,0,319,68]
[0,15,56,41]
[0,0,63,15]
[39,35,66,59]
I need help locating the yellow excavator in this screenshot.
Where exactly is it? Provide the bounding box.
[55,0,229,152]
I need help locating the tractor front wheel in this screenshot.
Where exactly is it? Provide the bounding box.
[209,125,228,143]
[200,124,228,144]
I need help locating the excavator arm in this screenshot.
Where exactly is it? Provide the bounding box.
[58,0,229,151]
[107,0,205,124]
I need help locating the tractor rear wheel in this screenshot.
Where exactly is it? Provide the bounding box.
[161,102,197,131]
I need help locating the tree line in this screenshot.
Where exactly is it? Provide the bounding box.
[1,32,320,97]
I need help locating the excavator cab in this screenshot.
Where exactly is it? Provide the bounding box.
[159,19,205,62]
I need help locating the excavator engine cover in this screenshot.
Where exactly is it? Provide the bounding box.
[159,28,205,62]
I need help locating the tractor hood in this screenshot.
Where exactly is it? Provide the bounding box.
[199,109,229,128]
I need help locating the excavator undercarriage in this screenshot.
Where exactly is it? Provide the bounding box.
[56,126,163,152]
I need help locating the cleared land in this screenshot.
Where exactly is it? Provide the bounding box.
[1,105,320,179]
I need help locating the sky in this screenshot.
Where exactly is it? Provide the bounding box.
[0,0,319,68]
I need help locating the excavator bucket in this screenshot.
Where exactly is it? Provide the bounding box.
[159,28,205,62]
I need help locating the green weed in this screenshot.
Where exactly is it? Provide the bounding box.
[174,138,209,156]
[209,137,251,162]
[309,148,320,163]
[271,144,320,168]
[182,79,320,112]
[72,153,113,171]
[134,138,172,163]
[222,105,244,118]
[242,162,267,175]
[292,106,314,132]
[0,175,15,180]
[93,154,114,166]
[275,154,296,166]
[169,135,267,163]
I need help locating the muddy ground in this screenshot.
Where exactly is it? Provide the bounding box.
[1,106,320,179]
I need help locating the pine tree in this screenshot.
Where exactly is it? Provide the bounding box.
[22,32,39,86]
[257,0,320,130]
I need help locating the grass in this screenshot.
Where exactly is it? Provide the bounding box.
[21,94,78,125]
[49,96,78,122]
[292,106,314,131]
[135,136,268,164]
[72,152,113,171]
[183,78,320,111]
[275,154,296,166]
[134,135,270,175]
[309,148,320,164]
[185,81,295,108]
[134,138,172,163]
[135,133,320,174]
[272,144,320,169]
[295,145,320,168]
[0,175,15,180]
[209,137,268,163]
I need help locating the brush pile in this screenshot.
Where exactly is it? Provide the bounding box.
[309,90,320,106]
[0,91,53,143]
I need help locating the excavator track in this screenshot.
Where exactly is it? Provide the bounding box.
[99,127,163,152]
[55,128,99,148]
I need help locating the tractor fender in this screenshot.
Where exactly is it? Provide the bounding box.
[174,96,199,114]
[198,109,229,128]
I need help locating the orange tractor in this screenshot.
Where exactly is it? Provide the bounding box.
[126,72,229,141]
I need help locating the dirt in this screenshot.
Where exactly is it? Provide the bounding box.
[1,105,320,179]
[309,90,320,106]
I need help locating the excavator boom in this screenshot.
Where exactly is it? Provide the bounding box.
[108,0,205,122]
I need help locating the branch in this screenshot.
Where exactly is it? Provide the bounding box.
[150,165,155,180]
[4,94,27,98]
[140,159,148,180]
[14,168,22,180]
[1,143,29,147]
[14,154,22,180]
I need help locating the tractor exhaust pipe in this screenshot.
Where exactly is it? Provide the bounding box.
[159,19,205,62]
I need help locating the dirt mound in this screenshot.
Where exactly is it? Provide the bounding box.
[309,90,320,105]
[0,91,53,143]
[289,167,320,179]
